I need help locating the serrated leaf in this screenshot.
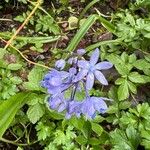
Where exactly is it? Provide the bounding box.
[128,72,145,83]
[133,59,150,70]
[27,103,45,124]
[127,81,137,94]
[118,80,129,101]
[10,76,22,85]
[91,122,103,136]
[110,127,139,150]
[7,63,22,70]
[115,64,129,76]
[75,135,87,145]
[23,66,46,91]
[36,122,53,141]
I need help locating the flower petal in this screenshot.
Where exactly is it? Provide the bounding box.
[49,96,62,109]
[58,103,67,112]
[90,48,99,65]
[91,97,108,113]
[55,59,66,70]
[81,99,95,119]
[94,70,108,85]
[95,61,113,70]
[86,72,94,90]
[77,49,86,55]
[73,69,88,82]
[78,60,89,69]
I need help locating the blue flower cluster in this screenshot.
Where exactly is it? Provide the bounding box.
[41,48,113,119]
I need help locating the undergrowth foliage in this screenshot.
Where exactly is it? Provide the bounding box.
[0,0,150,150]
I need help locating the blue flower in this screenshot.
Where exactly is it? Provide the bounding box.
[65,100,82,119]
[49,94,64,110]
[55,59,66,70]
[42,48,112,120]
[49,94,70,113]
[76,48,113,90]
[81,96,108,119]
[41,69,70,95]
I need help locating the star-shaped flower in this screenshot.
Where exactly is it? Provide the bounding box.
[75,48,113,90]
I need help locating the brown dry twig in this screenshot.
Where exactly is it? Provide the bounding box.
[0,37,51,70]
[4,0,42,50]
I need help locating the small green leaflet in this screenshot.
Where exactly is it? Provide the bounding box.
[23,66,47,91]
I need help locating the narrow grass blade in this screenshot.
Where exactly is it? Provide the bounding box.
[0,92,31,138]
[66,15,97,52]
[0,32,60,44]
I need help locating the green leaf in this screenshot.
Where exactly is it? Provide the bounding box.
[107,54,130,76]
[115,64,129,76]
[23,66,46,91]
[10,76,22,85]
[144,33,150,38]
[88,138,101,145]
[110,127,140,150]
[0,48,6,59]
[133,59,150,70]
[70,117,85,130]
[0,92,30,138]
[36,122,54,140]
[75,135,87,145]
[115,78,125,85]
[128,72,145,83]
[141,130,150,149]
[91,122,103,136]
[126,126,140,148]
[14,15,25,22]
[66,15,97,52]
[68,16,78,30]
[7,63,22,70]
[81,121,91,138]
[118,80,129,101]
[27,103,45,124]
[119,101,131,110]
[127,81,137,94]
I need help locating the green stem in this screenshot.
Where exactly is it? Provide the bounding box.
[0,137,38,147]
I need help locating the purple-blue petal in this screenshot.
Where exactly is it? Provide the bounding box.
[55,59,66,70]
[90,48,99,65]
[58,102,67,112]
[86,72,94,90]
[69,67,77,75]
[91,97,108,113]
[78,60,89,69]
[68,57,77,65]
[94,70,108,85]
[81,99,95,119]
[73,69,88,82]
[77,49,86,55]
[49,96,62,109]
[95,61,113,70]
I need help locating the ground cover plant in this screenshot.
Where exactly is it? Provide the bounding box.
[0,0,150,149]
